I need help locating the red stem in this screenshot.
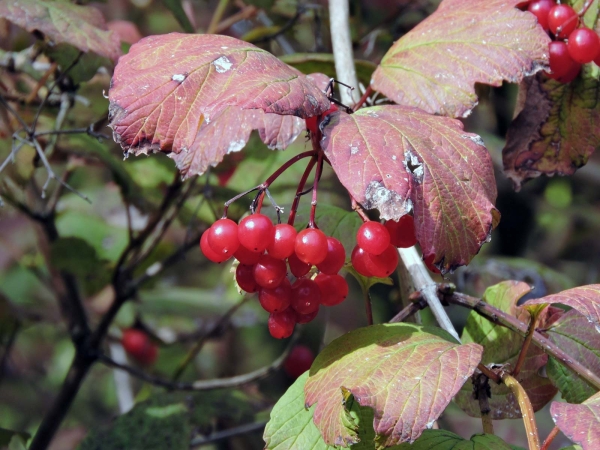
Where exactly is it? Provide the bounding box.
[308,151,325,228]
[287,157,317,226]
[351,197,370,222]
[353,85,373,111]
[540,426,560,450]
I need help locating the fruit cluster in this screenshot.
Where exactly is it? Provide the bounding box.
[121,328,158,365]
[351,215,417,278]
[200,213,349,339]
[526,0,600,83]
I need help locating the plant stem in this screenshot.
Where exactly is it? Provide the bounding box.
[512,312,539,378]
[308,150,324,228]
[364,290,374,326]
[207,0,229,34]
[288,157,317,226]
[474,373,494,435]
[540,426,560,450]
[353,85,373,111]
[502,374,540,450]
[329,0,360,105]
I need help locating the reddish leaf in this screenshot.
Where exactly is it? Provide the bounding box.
[455,281,558,418]
[551,391,600,450]
[371,0,549,118]
[0,0,121,61]
[321,105,499,273]
[108,34,330,178]
[503,71,600,189]
[526,285,600,333]
[304,323,482,447]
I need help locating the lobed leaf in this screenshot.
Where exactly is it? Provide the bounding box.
[0,0,121,61]
[321,105,498,273]
[304,323,482,447]
[371,0,549,118]
[108,34,330,179]
[551,391,600,450]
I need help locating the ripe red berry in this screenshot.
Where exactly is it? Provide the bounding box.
[200,231,230,263]
[568,28,600,64]
[267,224,297,259]
[295,228,328,265]
[548,4,578,39]
[288,252,312,278]
[283,345,315,379]
[207,218,240,256]
[385,215,417,248]
[356,221,390,255]
[236,264,258,293]
[259,278,292,313]
[316,237,346,274]
[238,214,274,253]
[295,309,318,324]
[268,309,296,339]
[351,245,374,277]
[547,41,579,79]
[233,244,261,265]
[122,329,158,365]
[527,0,555,31]
[314,273,349,306]
[254,254,287,289]
[291,278,321,315]
[364,244,399,278]
[555,61,581,83]
[424,253,441,274]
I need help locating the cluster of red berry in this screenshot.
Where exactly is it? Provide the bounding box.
[121,328,158,365]
[200,213,349,339]
[525,0,600,83]
[351,215,418,277]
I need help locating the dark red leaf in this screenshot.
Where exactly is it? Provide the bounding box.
[321,105,499,273]
[108,34,330,178]
[371,0,549,118]
[551,392,600,450]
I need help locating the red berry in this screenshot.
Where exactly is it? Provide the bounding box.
[314,273,349,306]
[267,224,297,259]
[548,4,578,39]
[291,278,321,315]
[356,221,391,255]
[268,309,296,339]
[207,218,240,256]
[259,278,292,313]
[364,244,399,278]
[316,237,346,274]
[527,0,555,31]
[254,254,287,289]
[200,231,230,263]
[288,252,312,278]
[568,28,600,63]
[283,345,315,379]
[238,214,274,253]
[122,329,158,365]
[295,228,328,265]
[295,309,318,324]
[555,61,581,83]
[351,245,374,277]
[424,254,441,274]
[236,264,258,293]
[547,41,579,79]
[233,244,261,265]
[385,215,417,248]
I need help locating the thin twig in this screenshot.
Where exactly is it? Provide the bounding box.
[540,426,560,450]
[389,297,426,323]
[207,0,230,34]
[512,311,540,378]
[250,7,305,44]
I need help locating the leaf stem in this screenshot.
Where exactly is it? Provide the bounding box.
[501,374,540,450]
[364,289,374,326]
[288,157,317,226]
[474,373,494,435]
[308,150,324,228]
[512,311,540,378]
[540,426,560,450]
[353,85,373,111]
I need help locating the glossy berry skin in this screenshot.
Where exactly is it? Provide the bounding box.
[555,61,581,83]
[364,244,399,278]
[259,278,292,313]
[254,254,287,289]
[527,0,555,31]
[291,278,321,315]
[288,252,312,278]
[268,309,296,339]
[283,345,315,379]
[295,228,328,265]
[385,215,417,248]
[356,221,390,255]
[424,254,441,274]
[548,4,578,39]
[122,329,158,365]
[351,245,374,277]
[238,214,274,253]
[233,244,261,265]
[295,309,318,324]
[267,224,297,259]
[236,264,258,293]
[547,41,579,79]
[315,273,349,306]
[316,237,346,274]
[200,231,230,263]
[207,218,240,256]
[568,28,600,64]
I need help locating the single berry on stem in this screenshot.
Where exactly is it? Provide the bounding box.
[351,245,374,277]
[200,231,230,263]
[527,0,555,31]
[315,273,349,306]
[385,215,417,248]
[316,237,346,274]
[207,218,239,256]
[547,41,579,79]
[283,345,315,379]
[236,264,259,293]
[567,28,600,64]
[291,278,321,315]
[548,4,578,39]
[259,278,292,313]
[238,213,275,253]
[267,224,297,259]
[268,309,296,339]
[254,254,287,288]
[288,252,312,278]
[295,228,328,265]
[364,244,399,278]
[356,221,391,256]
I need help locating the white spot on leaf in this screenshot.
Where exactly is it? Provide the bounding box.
[212,56,233,73]
[172,73,186,82]
[227,140,245,153]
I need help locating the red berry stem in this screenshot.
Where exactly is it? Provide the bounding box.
[288,156,318,226]
[578,0,594,16]
[308,150,325,228]
[364,289,374,326]
[351,196,370,222]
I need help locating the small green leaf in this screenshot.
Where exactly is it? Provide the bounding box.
[393,430,520,449]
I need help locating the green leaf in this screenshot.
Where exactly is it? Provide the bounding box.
[0,428,30,447]
[304,323,482,447]
[161,0,194,33]
[43,43,112,84]
[393,430,519,449]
